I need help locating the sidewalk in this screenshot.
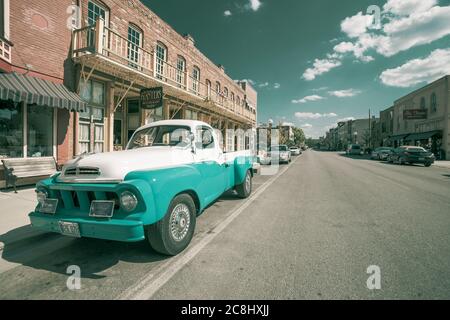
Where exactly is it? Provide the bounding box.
[0,187,42,250]
[433,161,450,169]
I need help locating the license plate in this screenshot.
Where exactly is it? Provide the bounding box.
[59,221,81,238]
[39,199,58,214]
[419,158,425,161]
[89,200,114,218]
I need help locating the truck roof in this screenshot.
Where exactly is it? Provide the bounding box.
[137,119,212,131]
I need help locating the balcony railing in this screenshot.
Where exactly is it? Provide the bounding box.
[0,37,12,63]
[72,19,255,123]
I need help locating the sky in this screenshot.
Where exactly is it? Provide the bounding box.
[144,0,450,138]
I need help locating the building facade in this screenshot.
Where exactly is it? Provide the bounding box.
[0,0,257,187]
[379,106,394,147]
[392,76,448,159]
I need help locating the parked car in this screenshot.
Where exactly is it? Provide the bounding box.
[289,146,302,156]
[260,145,292,165]
[371,147,394,161]
[29,120,255,256]
[388,146,435,167]
[346,144,363,155]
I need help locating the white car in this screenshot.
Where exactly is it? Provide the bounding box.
[289,147,302,156]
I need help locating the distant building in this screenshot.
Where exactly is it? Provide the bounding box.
[392,75,449,159]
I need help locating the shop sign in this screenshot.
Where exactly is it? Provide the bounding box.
[140,87,163,109]
[403,109,427,120]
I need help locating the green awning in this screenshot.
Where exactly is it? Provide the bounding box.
[406,130,442,141]
[0,72,86,112]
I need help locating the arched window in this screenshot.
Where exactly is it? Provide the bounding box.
[231,92,235,105]
[192,66,200,93]
[430,93,437,113]
[236,96,240,107]
[155,42,167,80]
[128,24,142,69]
[206,79,212,99]
[176,55,186,87]
[216,81,221,95]
[223,87,228,98]
[420,97,426,109]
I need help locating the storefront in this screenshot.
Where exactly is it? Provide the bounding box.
[405,130,443,159]
[0,72,86,187]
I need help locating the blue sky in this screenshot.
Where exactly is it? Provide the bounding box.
[146,0,450,137]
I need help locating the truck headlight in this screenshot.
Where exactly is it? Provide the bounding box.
[36,189,48,205]
[120,191,138,212]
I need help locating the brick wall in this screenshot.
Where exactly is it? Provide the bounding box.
[10,0,73,82]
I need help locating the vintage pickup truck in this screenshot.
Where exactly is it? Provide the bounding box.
[29,120,255,255]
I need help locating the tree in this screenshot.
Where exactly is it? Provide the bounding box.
[293,127,305,146]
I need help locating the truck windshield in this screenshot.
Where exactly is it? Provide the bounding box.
[127,125,192,150]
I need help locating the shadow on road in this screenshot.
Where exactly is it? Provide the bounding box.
[0,224,169,279]
[339,153,372,161]
[0,190,247,280]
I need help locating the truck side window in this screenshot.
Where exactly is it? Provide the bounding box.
[196,127,215,149]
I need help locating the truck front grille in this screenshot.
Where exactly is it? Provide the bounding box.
[49,189,119,213]
[64,167,100,176]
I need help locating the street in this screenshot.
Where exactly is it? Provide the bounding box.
[1,150,449,299]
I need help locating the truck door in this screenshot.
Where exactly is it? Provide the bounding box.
[195,126,227,203]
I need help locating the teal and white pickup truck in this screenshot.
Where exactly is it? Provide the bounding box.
[29,120,255,255]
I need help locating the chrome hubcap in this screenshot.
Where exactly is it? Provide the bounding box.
[245,173,251,193]
[170,203,191,242]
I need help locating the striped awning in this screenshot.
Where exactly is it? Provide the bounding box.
[0,72,86,112]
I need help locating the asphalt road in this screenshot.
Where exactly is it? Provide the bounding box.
[1,150,450,299]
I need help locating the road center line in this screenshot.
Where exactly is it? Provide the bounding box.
[118,155,301,300]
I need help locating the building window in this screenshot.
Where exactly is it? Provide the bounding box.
[0,0,5,39]
[176,56,186,87]
[128,25,142,69]
[155,42,167,80]
[79,79,105,154]
[216,82,221,96]
[192,66,200,93]
[0,100,23,158]
[87,1,108,47]
[88,0,107,25]
[231,92,235,105]
[206,79,211,99]
[430,93,437,113]
[420,97,426,109]
[27,105,54,157]
[223,87,228,98]
[236,96,240,107]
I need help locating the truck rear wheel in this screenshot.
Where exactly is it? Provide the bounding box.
[236,170,252,199]
[147,194,196,256]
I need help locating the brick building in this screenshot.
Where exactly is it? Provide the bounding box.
[0,0,257,187]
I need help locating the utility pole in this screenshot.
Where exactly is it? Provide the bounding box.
[368,108,372,152]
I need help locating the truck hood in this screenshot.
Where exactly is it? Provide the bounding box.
[58,147,194,183]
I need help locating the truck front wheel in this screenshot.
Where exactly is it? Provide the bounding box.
[236,170,252,199]
[147,194,196,256]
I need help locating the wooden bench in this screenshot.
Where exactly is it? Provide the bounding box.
[2,158,57,193]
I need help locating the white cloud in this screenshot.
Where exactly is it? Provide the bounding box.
[380,48,450,87]
[303,0,450,79]
[383,0,437,16]
[282,122,295,127]
[328,89,361,98]
[273,83,281,89]
[295,112,337,120]
[246,0,262,12]
[224,10,232,17]
[340,12,374,38]
[301,123,313,129]
[302,58,342,81]
[292,95,325,104]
